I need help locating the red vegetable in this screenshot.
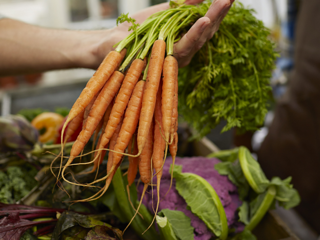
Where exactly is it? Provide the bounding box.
[54,116,82,144]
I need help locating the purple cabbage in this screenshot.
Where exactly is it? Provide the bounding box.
[138,157,244,240]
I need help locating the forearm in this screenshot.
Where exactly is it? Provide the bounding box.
[0,18,113,76]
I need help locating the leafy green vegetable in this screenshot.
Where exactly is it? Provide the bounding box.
[85,225,122,240]
[20,230,38,240]
[179,3,278,137]
[214,146,300,236]
[0,165,37,203]
[238,202,250,225]
[233,230,257,240]
[111,168,158,240]
[158,209,194,240]
[270,177,300,210]
[207,148,239,162]
[244,186,276,231]
[18,108,46,122]
[238,147,269,193]
[156,215,178,240]
[100,182,127,223]
[54,108,69,117]
[172,165,228,239]
[214,161,250,200]
[52,211,120,240]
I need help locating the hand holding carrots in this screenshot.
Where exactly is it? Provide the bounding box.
[94,0,233,69]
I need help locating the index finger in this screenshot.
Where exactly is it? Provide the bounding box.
[203,0,233,38]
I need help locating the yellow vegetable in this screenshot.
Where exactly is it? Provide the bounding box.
[31,112,64,143]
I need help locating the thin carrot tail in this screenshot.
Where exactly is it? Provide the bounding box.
[165,132,178,197]
[73,181,108,203]
[61,158,115,188]
[126,185,144,219]
[56,120,70,182]
[168,155,176,196]
[142,180,160,235]
[122,184,148,236]
[77,150,102,175]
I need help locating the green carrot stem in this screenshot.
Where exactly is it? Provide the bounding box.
[142,54,151,81]
[158,12,180,41]
[140,9,177,59]
[115,17,157,52]
[119,34,148,71]
[139,31,159,60]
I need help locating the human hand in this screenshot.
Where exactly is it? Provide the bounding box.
[174,0,234,67]
[91,0,233,69]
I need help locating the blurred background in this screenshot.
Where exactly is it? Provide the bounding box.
[0,0,296,152]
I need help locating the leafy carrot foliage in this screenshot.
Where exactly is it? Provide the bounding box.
[179,3,278,137]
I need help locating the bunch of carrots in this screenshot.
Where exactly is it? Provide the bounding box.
[51,1,207,232]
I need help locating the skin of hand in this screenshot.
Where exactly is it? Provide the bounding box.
[0,0,233,76]
[93,0,234,68]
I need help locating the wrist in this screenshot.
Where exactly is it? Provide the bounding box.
[71,28,115,70]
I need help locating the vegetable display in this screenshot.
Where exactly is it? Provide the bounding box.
[138,149,299,240]
[33,0,284,238]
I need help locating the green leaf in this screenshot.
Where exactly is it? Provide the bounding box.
[178,3,276,138]
[100,183,127,223]
[111,168,158,240]
[61,226,90,240]
[214,161,250,200]
[158,209,194,240]
[116,13,139,31]
[238,147,269,193]
[156,215,178,240]
[172,165,228,239]
[238,202,250,225]
[234,229,257,240]
[52,211,115,240]
[20,230,38,240]
[270,177,301,209]
[207,148,239,162]
[85,225,122,240]
[245,186,276,231]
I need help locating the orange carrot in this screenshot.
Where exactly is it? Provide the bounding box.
[138,40,166,154]
[169,132,178,161]
[127,132,139,186]
[75,117,123,203]
[167,131,178,196]
[124,119,154,233]
[65,110,84,143]
[94,116,123,200]
[162,55,178,142]
[96,59,146,158]
[153,84,166,181]
[80,100,114,176]
[139,118,154,183]
[61,71,124,186]
[107,80,146,179]
[66,49,126,126]
[170,73,178,143]
[152,84,167,226]
[58,50,125,179]
[95,100,114,166]
[83,92,99,129]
